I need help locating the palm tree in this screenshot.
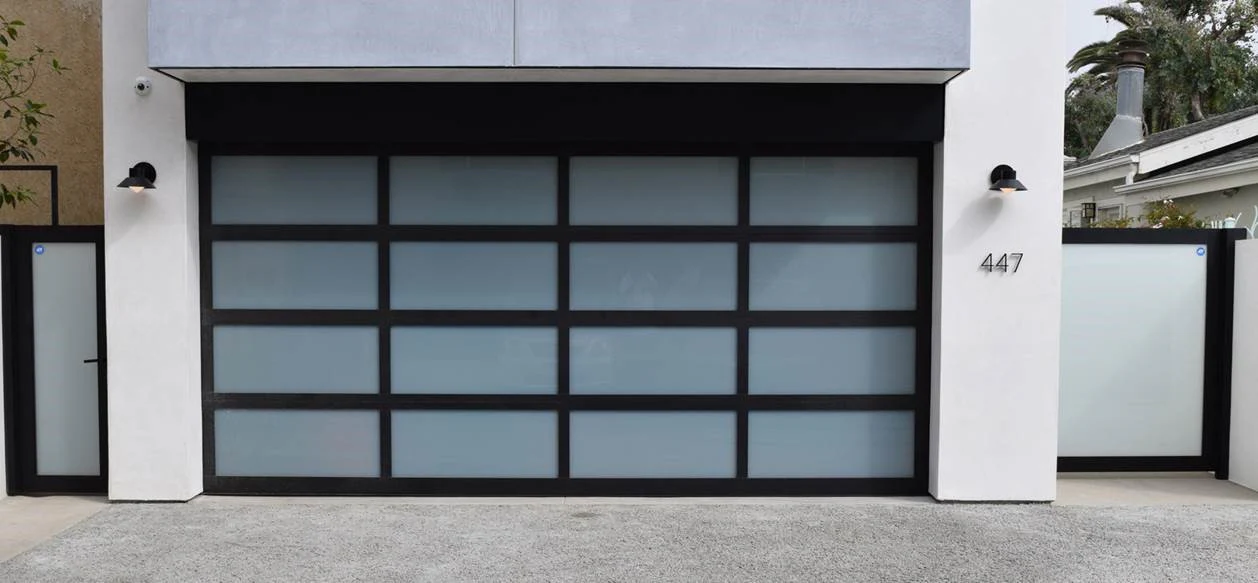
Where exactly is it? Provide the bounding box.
[1067,0,1258,132]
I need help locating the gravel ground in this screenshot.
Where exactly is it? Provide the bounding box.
[2,501,1257,582]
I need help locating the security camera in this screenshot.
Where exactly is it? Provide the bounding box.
[134,77,152,96]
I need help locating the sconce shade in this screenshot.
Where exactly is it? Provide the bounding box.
[989,164,1027,193]
[117,162,157,193]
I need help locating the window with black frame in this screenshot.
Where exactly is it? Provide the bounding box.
[202,149,929,496]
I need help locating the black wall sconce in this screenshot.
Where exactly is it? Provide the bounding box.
[989,165,1027,193]
[117,162,157,193]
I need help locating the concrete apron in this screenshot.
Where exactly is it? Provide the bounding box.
[2,475,1255,564]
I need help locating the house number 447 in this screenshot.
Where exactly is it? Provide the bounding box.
[980,253,1023,273]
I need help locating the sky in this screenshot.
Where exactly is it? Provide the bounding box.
[1065,0,1127,70]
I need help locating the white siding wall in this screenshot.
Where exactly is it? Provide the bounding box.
[1065,180,1258,227]
[930,0,1064,501]
[1063,180,1126,226]
[1179,186,1258,225]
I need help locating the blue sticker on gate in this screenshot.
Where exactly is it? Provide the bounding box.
[33,244,44,255]
[1196,247,1206,257]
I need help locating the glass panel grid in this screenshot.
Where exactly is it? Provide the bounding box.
[205,152,925,491]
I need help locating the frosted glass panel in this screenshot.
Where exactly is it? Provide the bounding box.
[570,412,735,478]
[215,410,379,477]
[750,157,917,226]
[391,157,556,225]
[570,157,737,225]
[571,328,735,394]
[32,242,99,476]
[212,156,376,225]
[750,328,915,395]
[749,412,914,478]
[393,411,557,477]
[213,242,377,309]
[570,243,737,310]
[391,243,556,310]
[214,326,378,394]
[393,327,556,394]
[750,243,916,310]
[1059,244,1207,456]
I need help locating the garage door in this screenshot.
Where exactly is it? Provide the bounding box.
[202,148,929,496]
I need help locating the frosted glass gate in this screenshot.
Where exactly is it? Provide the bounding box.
[1059,229,1243,474]
[5,227,106,494]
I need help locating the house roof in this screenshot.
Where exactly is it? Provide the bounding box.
[1067,104,1258,171]
[1141,139,1258,180]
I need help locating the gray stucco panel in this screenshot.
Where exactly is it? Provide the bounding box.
[148,0,514,68]
[149,0,969,71]
[516,0,970,69]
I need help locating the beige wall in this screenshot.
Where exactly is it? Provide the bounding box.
[0,0,101,225]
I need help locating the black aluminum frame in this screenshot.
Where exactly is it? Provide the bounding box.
[1058,228,1245,478]
[2,225,107,494]
[200,143,934,496]
[0,165,60,226]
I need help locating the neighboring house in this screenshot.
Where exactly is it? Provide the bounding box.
[1064,46,1258,226]
[2,1,1066,504]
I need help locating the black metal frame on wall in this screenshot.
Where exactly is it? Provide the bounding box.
[1,225,107,494]
[1058,228,1245,478]
[0,166,60,226]
[199,142,934,496]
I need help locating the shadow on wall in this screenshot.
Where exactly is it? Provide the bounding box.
[944,193,1005,252]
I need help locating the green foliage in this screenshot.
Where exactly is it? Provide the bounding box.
[1090,216,1137,228]
[1142,198,1207,228]
[0,15,64,209]
[1065,1,1258,157]
[1066,74,1118,159]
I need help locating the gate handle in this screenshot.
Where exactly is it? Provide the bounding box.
[83,358,100,364]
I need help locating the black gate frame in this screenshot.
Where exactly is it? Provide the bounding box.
[199,143,935,497]
[2,225,108,494]
[1058,228,1246,478]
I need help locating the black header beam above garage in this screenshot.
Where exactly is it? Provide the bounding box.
[185,83,944,144]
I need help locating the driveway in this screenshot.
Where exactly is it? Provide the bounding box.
[2,498,1257,582]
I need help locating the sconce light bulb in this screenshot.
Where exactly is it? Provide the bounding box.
[129,185,146,193]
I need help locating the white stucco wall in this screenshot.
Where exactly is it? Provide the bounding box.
[930,0,1064,501]
[103,0,202,501]
[104,0,1064,502]
[1231,239,1258,492]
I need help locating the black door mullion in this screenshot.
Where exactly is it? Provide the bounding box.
[736,154,751,479]
[378,155,392,479]
[557,155,572,479]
